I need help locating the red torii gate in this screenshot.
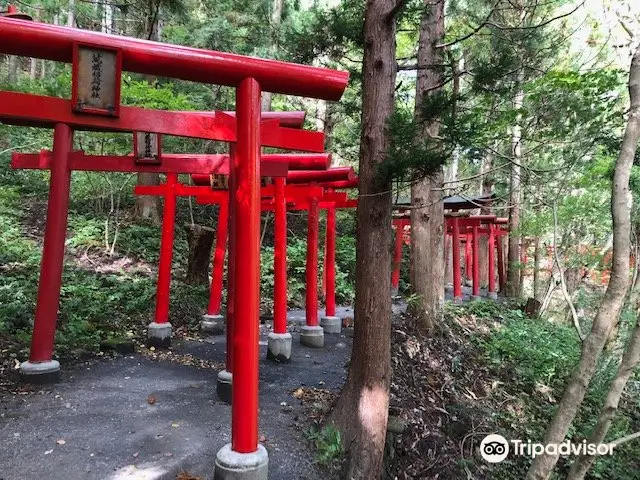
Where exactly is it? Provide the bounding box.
[390,213,508,302]
[0,11,348,477]
[132,167,354,402]
[12,142,324,348]
[200,167,357,353]
[391,217,410,297]
[16,148,333,406]
[445,215,508,301]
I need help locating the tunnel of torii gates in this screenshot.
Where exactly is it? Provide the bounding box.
[391,206,510,302]
[0,6,349,478]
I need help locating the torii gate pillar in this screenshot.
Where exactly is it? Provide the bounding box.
[214,78,269,480]
[20,123,73,383]
[147,173,178,348]
[201,198,229,335]
[320,200,341,334]
[300,197,324,347]
[267,177,292,361]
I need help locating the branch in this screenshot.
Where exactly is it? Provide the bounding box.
[609,430,640,447]
[437,1,500,49]
[442,162,510,185]
[553,202,584,341]
[485,1,585,31]
[388,0,409,20]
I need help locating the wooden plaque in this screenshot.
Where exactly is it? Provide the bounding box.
[72,43,122,117]
[134,132,162,164]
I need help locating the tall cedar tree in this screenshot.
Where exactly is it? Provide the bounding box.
[409,0,445,330]
[328,0,401,477]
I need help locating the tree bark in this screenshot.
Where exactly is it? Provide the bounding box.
[409,0,445,331]
[328,0,399,478]
[184,224,216,285]
[134,5,162,223]
[67,0,75,27]
[261,0,285,111]
[506,80,524,297]
[478,148,494,288]
[533,236,541,299]
[526,41,640,480]
[567,311,640,479]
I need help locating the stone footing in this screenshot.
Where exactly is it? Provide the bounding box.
[217,369,232,404]
[20,360,61,384]
[201,314,225,335]
[214,443,268,480]
[300,325,324,348]
[266,332,292,363]
[147,322,172,349]
[320,316,341,334]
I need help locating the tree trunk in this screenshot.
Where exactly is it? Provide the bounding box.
[184,224,216,285]
[526,41,640,480]
[567,310,640,480]
[7,54,17,82]
[134,6,162,222]
[519,235,527,294]
[67,0,75,27]
[533,236,541,300]
[324,102,336,154]
[507,80,524,297]
[478,149,494,289]
[409,0,445,331]
[328,1,399,478]
[261,0,285,111]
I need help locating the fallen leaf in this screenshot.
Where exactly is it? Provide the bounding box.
[147,394,157,405]
[171,423,180,428]
[177,471,205,480]
[56,439,66,445]
[132,452,139,458]
[259,435,266,443]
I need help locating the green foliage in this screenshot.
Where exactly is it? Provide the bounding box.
[306,424,344,467]
[480,313,581,392]
[380,104,450,184]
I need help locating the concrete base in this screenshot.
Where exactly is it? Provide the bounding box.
[20,360,61,384]
[390,287,399,297]
[267,332,292,363]
[201,314,225,335]
[320,315,341,334]
[470,295,482,301]
[147,322,172,349]
[217,369,232,404]
[300,325,324,348]
[215,443,268,480]
[453,296,463,304]
[488,291,498,300]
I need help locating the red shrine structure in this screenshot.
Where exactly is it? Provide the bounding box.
[0,8,348,479]
[392,194,509,301]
